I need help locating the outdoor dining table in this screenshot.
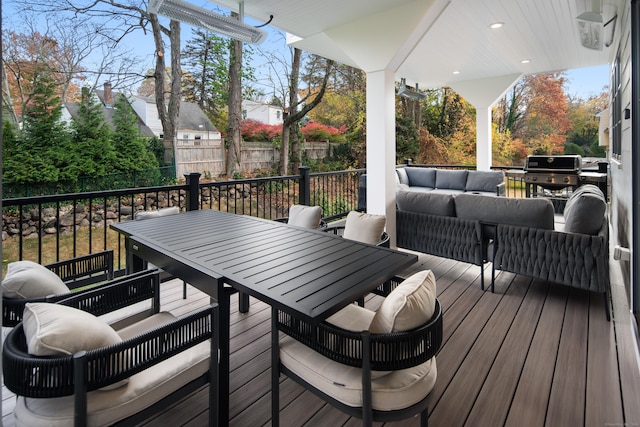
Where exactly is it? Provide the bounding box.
[110,209,418,426]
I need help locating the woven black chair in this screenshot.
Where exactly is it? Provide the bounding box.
[45,249,114,287]
[2,250,122,328]
[3,276,218,427]
[272,274,443,427]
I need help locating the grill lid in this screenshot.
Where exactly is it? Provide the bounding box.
[524,155,582,173]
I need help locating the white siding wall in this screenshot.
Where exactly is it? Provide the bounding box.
[608,0,633,302]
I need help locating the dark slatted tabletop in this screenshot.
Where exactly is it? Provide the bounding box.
[112,209,417,322]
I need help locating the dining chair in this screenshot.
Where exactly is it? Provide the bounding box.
[272,270,443,427]
[2,250,116,327]
[274,204,327,229]
[3,276,218,427]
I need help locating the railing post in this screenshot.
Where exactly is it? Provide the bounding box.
[404,159,412,165]
[299,166,311,206]
[185,172,201,211]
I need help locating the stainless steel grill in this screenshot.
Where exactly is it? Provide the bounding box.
[524,155,582,190]
[523,155,608,197]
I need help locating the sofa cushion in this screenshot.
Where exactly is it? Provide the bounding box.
[2,261,69,299]
[435,170,468,190]
[405,167,436,188]
[396,190,456,216]
[342,211,386,245]
[455,194,555,230]
[563,192,606,235]
[564,184,605,217]
[465,171,505,193]
[369,270,437,334]
[23,302,122,356]
[287,205,322,228]
[395,168,410,185]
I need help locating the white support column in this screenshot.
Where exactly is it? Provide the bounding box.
[476,106,492,171]
[366,69,397,246]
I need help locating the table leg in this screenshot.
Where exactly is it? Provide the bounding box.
[218,284,232,427]
[271,307,280,427]
[125,237,146,274]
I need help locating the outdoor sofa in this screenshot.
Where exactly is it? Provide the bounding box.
[357,166,505,210]
[395,184,611,319]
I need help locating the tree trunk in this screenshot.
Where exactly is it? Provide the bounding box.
[280,50,334,175]
[227,32,242,177]
[150,14,181,165]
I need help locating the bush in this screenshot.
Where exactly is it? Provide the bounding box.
[301,122,346,142]
[241,119,281,142]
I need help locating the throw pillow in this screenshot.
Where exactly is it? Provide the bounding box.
[465,171,505,193]
[435,169,468,190]
[2,260,69,299]
[23,302,122,356]
[395,168,410,185]
[369,270,437,333]
[563,193,607,235]
[342,211,386,245]
[405,168,436,188]
[287,205,322,229]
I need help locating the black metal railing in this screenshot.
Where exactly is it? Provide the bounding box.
[2,167,365,275]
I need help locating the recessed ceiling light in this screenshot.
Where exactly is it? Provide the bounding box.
[490,22,504,29]
[453,70,461,75]
[521,59,531,64]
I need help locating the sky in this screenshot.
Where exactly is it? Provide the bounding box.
[2,0,611,101]
[564,64,610,99]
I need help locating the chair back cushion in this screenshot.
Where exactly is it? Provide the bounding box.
[342,211,386,245]
[369,270,437,333]
[465,170,505,193]
[396,190,456,216]
[2,260,69,299]
[135,206,180,220]
[23,302,122,356]
[287,205,322,228]
[404,167,436,188]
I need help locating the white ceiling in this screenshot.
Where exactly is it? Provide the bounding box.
[212,0,622,94]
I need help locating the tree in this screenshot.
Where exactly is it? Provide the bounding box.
[226,26,243,177]
[4,69,72,184]
[566,91,607,156]
[69,88,116,176]
[17,0,183,165]
[280,51,334,174]
[111,94,158,172]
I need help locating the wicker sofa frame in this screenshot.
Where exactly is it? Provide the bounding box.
[3,278,219,427]
[271,296,443,427]
[492,220,611,319]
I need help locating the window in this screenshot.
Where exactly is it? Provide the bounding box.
[195,135,201,146]
[242,110,247,119]
[611,54,622,158]
[276,110,281,120]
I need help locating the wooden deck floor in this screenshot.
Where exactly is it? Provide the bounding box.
[3,251,640,426]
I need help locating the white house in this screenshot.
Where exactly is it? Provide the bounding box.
[242,100,284,125]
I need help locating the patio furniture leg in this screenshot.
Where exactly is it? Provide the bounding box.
[271,307,280,427]
[239,292,250,313]
[218,286,233,427]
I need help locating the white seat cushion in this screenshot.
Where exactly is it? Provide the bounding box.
[280,335,437,411]
[2,261,69,299]
[342,211,386,245]
[287,205,322,228]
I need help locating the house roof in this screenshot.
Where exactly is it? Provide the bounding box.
[212,0,621,97]
[64,102,156,138]
[132,95,218,132]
